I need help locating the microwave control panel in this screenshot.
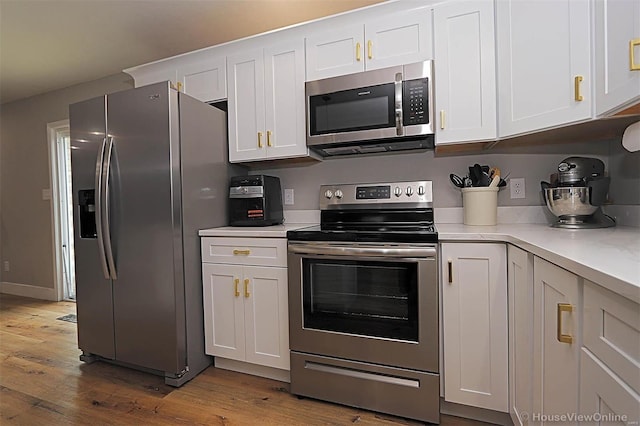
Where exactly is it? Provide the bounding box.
[402,78,429,126]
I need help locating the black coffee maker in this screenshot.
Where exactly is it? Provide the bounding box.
[228,175,284,226]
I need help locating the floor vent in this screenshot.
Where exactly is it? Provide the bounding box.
[57,314,77,323]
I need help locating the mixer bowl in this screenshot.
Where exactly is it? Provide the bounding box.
[544,187,598,218]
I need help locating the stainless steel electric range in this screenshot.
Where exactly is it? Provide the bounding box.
[286,180,439,424]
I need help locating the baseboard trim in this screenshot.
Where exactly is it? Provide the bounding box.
[440,398,512,425]
[0,282,57,301]
[214,358,290,383]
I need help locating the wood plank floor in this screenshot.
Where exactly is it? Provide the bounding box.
[0,294,490,425]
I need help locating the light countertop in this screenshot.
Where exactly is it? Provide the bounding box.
[438,224,640,303]
[199,223,314,238]
[199,223,640,303]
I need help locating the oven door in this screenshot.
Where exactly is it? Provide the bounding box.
[288,241,438,373]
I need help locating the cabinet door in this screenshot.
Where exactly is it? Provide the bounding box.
[583,281,640,395]
[305,25,364,80]
[177,56,227,102]
[496,0,591,137]
[441,243,508,412]
[242,266,289,370]
[264,40,307,159]
[202,263,246,361]
[131,66,178,89]
[580,348,640,424]
[227,49,266,162]
[532,257,580,422]
[507,245,534,426]
[594,0,640,116]
[434,0,496,144]
[365,8,433,71]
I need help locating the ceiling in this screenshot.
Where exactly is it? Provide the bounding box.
[0,0,385,104]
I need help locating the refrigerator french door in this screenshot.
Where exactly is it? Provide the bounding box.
[70,82,231,385]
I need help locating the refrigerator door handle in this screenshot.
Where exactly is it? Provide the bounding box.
[103,136,118,279]
[95,137,111,279]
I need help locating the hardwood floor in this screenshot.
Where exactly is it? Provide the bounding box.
[0,294,490,425]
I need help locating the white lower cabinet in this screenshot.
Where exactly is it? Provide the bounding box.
[441,243,508,412]
[201,237,289,371]
[507,249,640,425]
[580,281,640,423]
[507,245,534,426]
[532,257,581,423]
[580,349,640,425]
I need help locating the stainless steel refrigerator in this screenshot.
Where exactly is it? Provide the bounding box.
[69,81,241,386]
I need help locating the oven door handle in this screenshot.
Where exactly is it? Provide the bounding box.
[288,243,436,258]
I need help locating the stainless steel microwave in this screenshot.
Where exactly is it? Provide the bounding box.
[305,61,434,157]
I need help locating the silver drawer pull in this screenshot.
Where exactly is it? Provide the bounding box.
[305,362,419,388]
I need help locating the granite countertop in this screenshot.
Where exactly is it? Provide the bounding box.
[199,223,640,303]
[438,224,640,303]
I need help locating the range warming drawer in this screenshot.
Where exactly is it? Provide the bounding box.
[290,351,440,424]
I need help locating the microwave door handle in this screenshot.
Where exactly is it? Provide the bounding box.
[395,73,403,136]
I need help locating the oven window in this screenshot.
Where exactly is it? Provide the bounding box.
[309,83,395,135]
[302,258,418,341]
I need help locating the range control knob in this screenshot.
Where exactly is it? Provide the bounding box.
[406,186,414,196]
[335,189,343,199]
[324,189,334,199]
[417,185,425,196]
[394,186,402,197]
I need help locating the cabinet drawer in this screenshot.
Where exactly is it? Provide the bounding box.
[583,281,640,394]
[201,237,287,267]
[580,348,640,423]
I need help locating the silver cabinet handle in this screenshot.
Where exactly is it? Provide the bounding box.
[95,137,110,279]
[102,136,117,279]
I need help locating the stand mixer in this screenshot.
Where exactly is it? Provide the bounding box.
[540,157,616,229]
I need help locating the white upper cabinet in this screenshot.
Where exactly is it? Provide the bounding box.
[263,42,308,160]
[227,49,265,162]
[125,53,226,103]
[305,25,364,81]
[496,0,592,137]
[177,56,227,103]
[433,0,496,145]
[594,0,640,116]
[227,40,308,163]
[305,8,432,81]
[127,66,178,89]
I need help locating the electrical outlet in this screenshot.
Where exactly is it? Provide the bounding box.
[284,188,294,205]
[3,261,9,272]
[510,178,526,199]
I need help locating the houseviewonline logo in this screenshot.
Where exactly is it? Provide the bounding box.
[519,411,637,424]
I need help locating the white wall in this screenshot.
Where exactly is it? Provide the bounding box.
[252,139,630,210]
[0,73,133,294]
